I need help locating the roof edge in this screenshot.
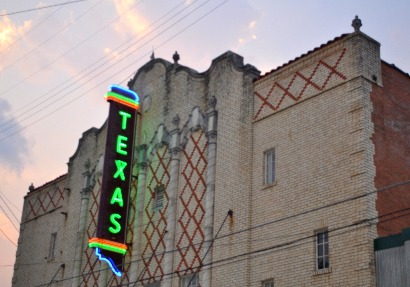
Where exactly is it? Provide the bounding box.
[26,173,68,196]
[382,60,410,78]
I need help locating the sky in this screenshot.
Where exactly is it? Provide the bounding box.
[0,0,409,284]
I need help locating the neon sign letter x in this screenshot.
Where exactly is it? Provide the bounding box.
[113,160,127,181]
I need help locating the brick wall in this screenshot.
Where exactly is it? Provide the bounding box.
[12,175,68,286]
[251,32,380,286]
[128,52,260,287]
[372,63,410,237]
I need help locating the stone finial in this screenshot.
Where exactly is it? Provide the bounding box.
[127,78,134,89]
[150,51,155,60]
[172,114,180,126]
[29,183,35,192]
[352,15,362,32]
[173,51,180,64]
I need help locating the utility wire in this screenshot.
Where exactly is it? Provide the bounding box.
[0,0,227,142]
[0,0,88,17]
[31,204,410,286]
[132,230,167,287]
[10,178,410,269]
[0,6,63,56]
[105,274,114,287]
[0,0,146,100]
[0,0,103,74]
[46,264,65,287]
[205,208,410,275]
[14,205,410,286]
[125,206,410,286]
[0,204,19,232]
[0,188,21,213]
[217,179,410,240]
[0,0,205,129]
[0,226,17,247]
[0,0,188,127]
[187,209,232,287]
[0,192,21,224]
[28,182,410,286]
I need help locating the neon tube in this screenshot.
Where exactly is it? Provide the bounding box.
[95,247,122,277]
[88,238,127,255]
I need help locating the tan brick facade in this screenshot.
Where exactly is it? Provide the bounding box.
[251,32,381,287]
[12,27,410,287]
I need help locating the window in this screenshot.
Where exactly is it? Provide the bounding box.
[180,273,199,287]
[145,282,160,287]
[48,233,57,260]
[262,279,274,287]
[316,231,329,270]
[264,149,275,185]
[152,184,165,211]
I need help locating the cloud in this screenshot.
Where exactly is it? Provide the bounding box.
[249,20,256,29]
[0,99,30,173]
[113,0,148,37]
[103,47,120,62]
[237,20,257,46]
[0,13,31,54]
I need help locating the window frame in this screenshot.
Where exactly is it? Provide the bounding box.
[152,184,165,211]
[180,273,199,287]
[262,279,274,287]
[316,230,329,271]
[264,148,276,186]
[48,232,57,260]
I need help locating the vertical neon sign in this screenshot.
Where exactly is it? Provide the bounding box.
[89,85,139,276]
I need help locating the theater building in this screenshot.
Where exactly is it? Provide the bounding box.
[12,17,410,287]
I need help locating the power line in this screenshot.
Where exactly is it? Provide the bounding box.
[0,189,21,213]
[126,207,410,286]
[0,191,21,224]
[0,0,186,127]
[0,0,103,74]
[0,0,227,142]
[0,0,88,17]
[217,179,410,240]
[0,0,199,127]
[0,226,17,247]
[0,204,19,232]
[5,172,408,269]
[187,209,232,287]
[46,264,65,287]
[30,204,410,286]
[205,208,410,275]
[0,0,146,102]
[13,180,409,282]
[9,194,410,284]
[0,5,63,56]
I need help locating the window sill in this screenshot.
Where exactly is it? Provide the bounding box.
[261,181,277,190]
[313,267,331,276]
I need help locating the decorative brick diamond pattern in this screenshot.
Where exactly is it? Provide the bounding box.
[176,131,208,275]
[80,178,101,286]
[25,187,64,221]
[254,48,347,120]
[140,147,171,285]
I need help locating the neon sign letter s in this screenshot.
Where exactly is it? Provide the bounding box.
[109,213,122,234]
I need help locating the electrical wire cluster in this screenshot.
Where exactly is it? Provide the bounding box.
[6,180,410,286]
